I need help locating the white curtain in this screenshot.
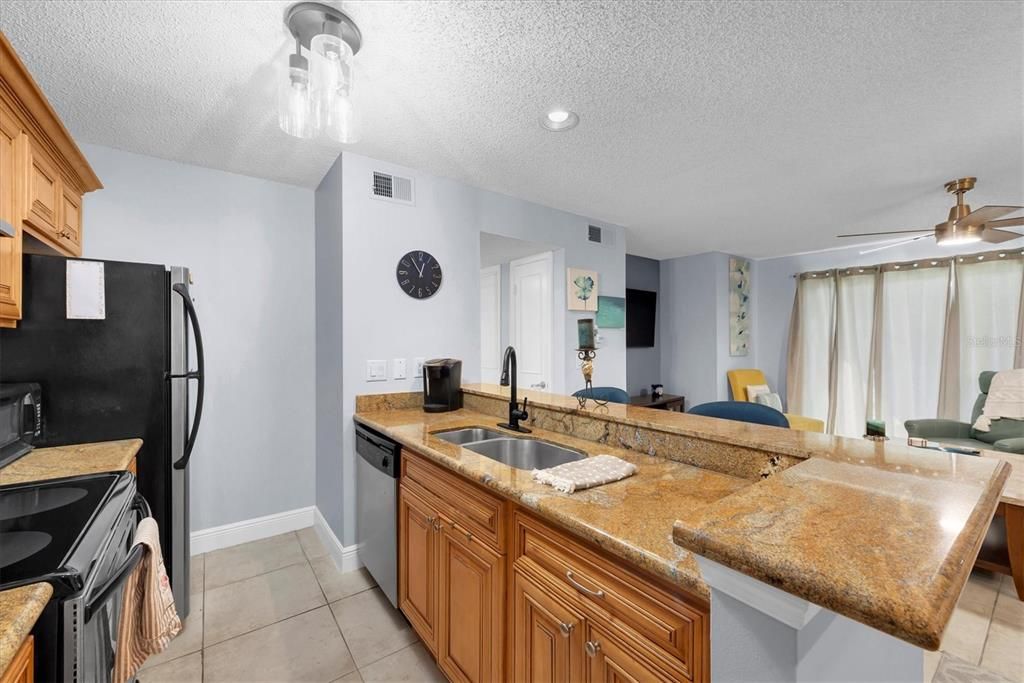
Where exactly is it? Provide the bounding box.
[833,273,875,437]
[879,267,948,438]
[789,275,834,424]
[957,258,1024,419]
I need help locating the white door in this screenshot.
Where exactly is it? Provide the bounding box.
[480,265,502,383]
[509,252,552,392]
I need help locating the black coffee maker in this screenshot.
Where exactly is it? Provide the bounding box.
[422,358,463,413]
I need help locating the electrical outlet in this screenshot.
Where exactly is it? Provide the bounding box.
[366,360,387,382]
[414,357,426,378]
[392,358,407,380]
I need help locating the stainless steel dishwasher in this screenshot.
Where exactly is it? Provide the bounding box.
[355,422,401,607]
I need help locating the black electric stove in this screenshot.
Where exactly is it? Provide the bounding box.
[0,472,143,682]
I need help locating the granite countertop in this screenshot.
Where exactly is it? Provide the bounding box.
[671,438,1009,650]
[0,583,52,675]
[362,387,1010,651]
[354,407,750,601]
[0,438,142,485]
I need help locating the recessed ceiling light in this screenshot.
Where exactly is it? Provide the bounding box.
[540,109,579,132]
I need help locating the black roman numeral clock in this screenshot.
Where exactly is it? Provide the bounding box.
[396,250,442,299]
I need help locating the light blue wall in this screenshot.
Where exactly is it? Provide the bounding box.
[81,144,317,533]
[318,151,627,546]
[315,155,345,534]
[625,254,660,396]
[658,251,755,408]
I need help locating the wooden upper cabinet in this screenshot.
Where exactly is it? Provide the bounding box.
[0,31,100,325]
[24,137,60,237]
[0,104,24,325]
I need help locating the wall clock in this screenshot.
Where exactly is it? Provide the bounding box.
[396,250,442,299]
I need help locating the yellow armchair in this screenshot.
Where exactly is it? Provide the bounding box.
[726,369,825,433]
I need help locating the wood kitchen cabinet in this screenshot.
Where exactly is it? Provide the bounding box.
[513,569,585,683]
[0,635,34,683]
[397,447,710,683]
[0,32,101,327]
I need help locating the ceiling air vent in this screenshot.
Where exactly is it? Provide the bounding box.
[371,171,414,205]
[588,225,602,243]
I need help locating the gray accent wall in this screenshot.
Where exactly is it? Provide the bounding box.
[625,254,660,396]
[81,143,317,533]
[318,151,627,547]
[659,251,755,408]
[315,155,344,535]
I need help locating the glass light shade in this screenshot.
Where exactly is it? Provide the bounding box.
[317,88,360,143]
[310,33,353,94]
[278,66,313,139]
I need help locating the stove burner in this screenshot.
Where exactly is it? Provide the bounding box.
[0,530,52,569]
[0,486,88,522]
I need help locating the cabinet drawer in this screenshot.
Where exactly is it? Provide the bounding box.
[402,450,506,552]
[513,511,704,678]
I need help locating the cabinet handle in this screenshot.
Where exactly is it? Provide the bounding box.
[432,519,441,533]
[465,530,473,543]
[558,622,574,637]
[566,570,605,599]
[425,515,435,528]
[585,640,601,657]
[58,228,72,240]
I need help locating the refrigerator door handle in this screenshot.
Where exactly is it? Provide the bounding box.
[171,283,205,470]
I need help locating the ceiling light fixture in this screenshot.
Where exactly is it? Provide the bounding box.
[540,108,579,132]
[279,2,362,143]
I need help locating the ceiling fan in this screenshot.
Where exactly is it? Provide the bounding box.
[837,178,1024,255]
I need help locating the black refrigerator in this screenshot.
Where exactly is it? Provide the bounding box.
[0,254,204,618]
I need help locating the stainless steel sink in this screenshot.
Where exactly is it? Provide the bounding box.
[432,427,507,446]
[464,438,586,470]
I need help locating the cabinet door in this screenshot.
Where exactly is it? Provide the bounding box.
[24,138,60,239]
[398,484,439,653]
[0,105,23,325]
[58,183,82,255]
[584,624,676,683]
[513,569,585,683]
[437,519,505,683]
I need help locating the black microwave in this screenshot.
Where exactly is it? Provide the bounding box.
[0,382,42,468]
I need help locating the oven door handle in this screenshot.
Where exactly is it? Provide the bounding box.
[82,494,151,622]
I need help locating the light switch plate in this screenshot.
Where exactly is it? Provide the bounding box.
[414,357,426,378]
[366,359,387,382]
[392,358,407,380]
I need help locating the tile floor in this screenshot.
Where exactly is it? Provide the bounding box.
[930,570,1024,683]
[136,530,1022,683]
[136,528,444,683]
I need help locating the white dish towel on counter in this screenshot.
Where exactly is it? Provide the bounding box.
[533,454,637,493]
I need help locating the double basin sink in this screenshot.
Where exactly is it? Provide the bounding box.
[432,427,586,471]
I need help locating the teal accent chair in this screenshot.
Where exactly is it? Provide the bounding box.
[905,371,1024,454]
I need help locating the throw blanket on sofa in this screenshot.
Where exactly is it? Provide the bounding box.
[974,369,1024,432]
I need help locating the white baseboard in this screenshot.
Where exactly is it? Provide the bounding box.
[314,506,363,573]
[190,506,316,555]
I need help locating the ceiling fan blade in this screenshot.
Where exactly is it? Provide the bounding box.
[858,234,933,255]
[836,228,932,238]
[956,205,1023,228]
[981,228,1023,244]
[986,216,1024,229]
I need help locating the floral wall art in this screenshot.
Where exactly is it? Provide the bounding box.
[729,256,751,356]
[568,267,599,311]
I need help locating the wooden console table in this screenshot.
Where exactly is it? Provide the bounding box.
[976,449,1024,601]
[630,393,685,412]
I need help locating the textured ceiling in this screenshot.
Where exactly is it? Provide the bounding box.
[2,1,1022,258]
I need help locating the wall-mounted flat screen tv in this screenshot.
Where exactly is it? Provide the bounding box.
[626,288,656,348]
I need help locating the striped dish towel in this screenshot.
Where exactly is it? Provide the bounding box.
[113,517,182,683]
[533,454,637,493]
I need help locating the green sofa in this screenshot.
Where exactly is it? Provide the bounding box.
[905,371,1024,455]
